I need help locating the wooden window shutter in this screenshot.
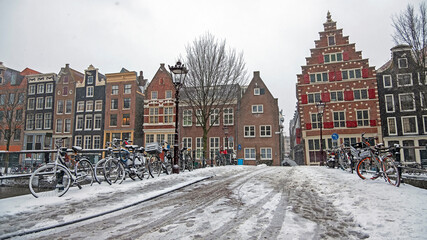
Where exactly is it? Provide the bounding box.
[344,90,354,101]
[370,120,377,126]
[318,55,324,64]
[322,92,330,102]
[368,89,375,99]
[362,68,369,78]
[303,74,310,84]
[301,94,308,104]
[346,121,357,128]
[305,123,312,130]
[329,72,335,81]
[335,71,342,81]
[343,51,349,61]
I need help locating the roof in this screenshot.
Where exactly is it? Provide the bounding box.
[377,59,392,73]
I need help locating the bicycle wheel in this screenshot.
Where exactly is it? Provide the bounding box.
[150,157,161,177]
[103,158,125,185]
[356,157,382,180]
[29,164,72,198]
[145,159,154,179]
[164,162,172,175]
[94,158,107,184]
[186,155,193,171]
[382,157,401,187]
[75,159,95,186]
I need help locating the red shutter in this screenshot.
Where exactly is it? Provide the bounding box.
[370,120,377,126]
[324,122,334,128]
[368,89,376,99]
[344,90,354,101]
[322,92,330,102]
[335,71,342,81]
[362,68,369,78]
[303,74,310,84]
[346,121,357,128]
[306,123,312,130]
[329,72,335,81]
[343,51,349,61]
[301,94,308,104]
[318,55,324,64]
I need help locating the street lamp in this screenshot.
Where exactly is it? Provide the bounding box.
[169,61,189,174]
[316,100,326,166]
[223,126,229,165]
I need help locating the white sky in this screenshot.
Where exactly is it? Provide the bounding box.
[0,0,424,132]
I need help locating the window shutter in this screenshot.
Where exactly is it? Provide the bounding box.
[335,71,342,81]
[329,72,335,81]
[303,74,310,84]
[346,121,357,128]
[324,122,334,128]
[368,89,375,99]
[306,123,312,130]
[322,92,330,102]
[370,120,377,126]
[260,88,265,95]
[362,68,369,78]
[344,90,354,101]
[301,94,308,104]
[343,51,349,61]
[318,55,324,64]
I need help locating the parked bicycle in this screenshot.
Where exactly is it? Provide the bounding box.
[179,147,194,172]
[29,138,95,198]
[147,141,172,177]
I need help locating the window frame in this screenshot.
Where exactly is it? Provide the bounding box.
[387,117,397,135]
[401,116,418,134]
[252,104,263,114]
[244,148,256,160]
[260,148,272,160]
[397,73,413,87]
[399,93,415,112]
[124,84,131,94]
[333,111,346,128]
[383,75,392,88]
[244,125,256,138]
[260,125,272,137]
[112,85,119,95]
[356,110,369,127]
[385,94,395,113]
[86,86,94,97]
[183,109,192,127]
[398,58,408,69]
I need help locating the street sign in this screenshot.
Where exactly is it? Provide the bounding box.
[331,133,339,140]
[238,144,242,150]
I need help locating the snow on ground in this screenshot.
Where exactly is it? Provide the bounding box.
[0,165,426,239]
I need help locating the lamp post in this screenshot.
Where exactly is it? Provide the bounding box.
[223,126,229,165]
[316,100,326,166]
[169,61,189,174]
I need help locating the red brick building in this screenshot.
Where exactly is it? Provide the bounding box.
[296,12,381,165]
[237,71,281,166]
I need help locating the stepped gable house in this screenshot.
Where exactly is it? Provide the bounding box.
[296,12,380,165]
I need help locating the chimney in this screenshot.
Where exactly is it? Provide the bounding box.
[254,71,260,78]
[66,63,70,69]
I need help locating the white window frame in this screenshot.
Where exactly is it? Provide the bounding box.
[37,84,44,94]
[196,110,202,126]
[86,101,93,112]
[342,68,362,80]
[323,52,343,63]
[64,119,71,133]
[75,135,82,147]
[260,125,272,137]
[87,76,94,84]
[385,94,395,113]
[328,35,336,46]
[94,114,102,130]
[36,97,44,110]
[35,113,43,129]
[86,86,94,97]
[397,73,413,87]
[223,108,234,126]
[309,72,328,83]
[27,98,35,110]
[124,84,131,94]
[356,110,369,127]
[151,91,158,100]
[252,105,263,114]
[260,148,272,160]
[77,101,84,112]
[182,137,192,149]
[183,109,192,127]
[254,88,260,95]
[387,117,397,135]
[209,137,220,160]
[399,93,415,112]
[85,115,93,130]
[76,115,84,130]
[45,96,52,109]
[28,85,36,95]
[244,148,256,160]
[401,116,418,135]
[421,92,426,110]
[44,113,52,130]
[93,135,101,149]
[196,137,203,159]
[165,90,172,99]
[353,88,368,100]
[84,135,92,149]
[210,109,219,126]
[112,85,119,95]
[383,75,392,88]
[398,58,408,69]
[56,119,63,133]
[244,125,255,138]
[46,83,53,93]
[95,100,102,111]
[423,115,427,134]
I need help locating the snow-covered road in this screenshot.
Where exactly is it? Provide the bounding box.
[0,166,426,239]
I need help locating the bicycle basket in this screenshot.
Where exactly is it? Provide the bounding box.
[145,142,162,154]
[359,149,371,159]
[350,146,359,158]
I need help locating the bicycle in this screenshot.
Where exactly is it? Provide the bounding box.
[29,138,95,198]
[148,142,172,177]
[179,147,194,172]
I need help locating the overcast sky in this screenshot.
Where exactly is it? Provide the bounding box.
[0,0,424,133]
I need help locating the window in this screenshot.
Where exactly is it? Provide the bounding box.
[309,72,328,83]
[35,114,43,129]
[385,95,395,113]
[223,108,234,125]
[62,86,68,96]
[183,109,192,126]
[56,119,63,133]
[403,140,416,162]
[123,98,131,109]
[252,105,263,114]
[308,93,321,103]
[156,134,164,144]
[112,85,119,95]
[328,35,335,46]
[8,93,15,104]
[210,109,219,126]
[244,148,256,160]
[333,111,345,127]
[124,84,131,94]
[421,93,426,109]
[26,114,34,130]
[28,85,36,95]
[85,115,93,130]
[93,136,101,149]
[16,109,23,122]
[86,101,93,112]
[196,137,203,159]
[146,134,154,144]
[0,94,5,105]
[402,116,418,134]
[87,76,94,84]
[260,125,271,137]
[164,107,173,123]
[343,138,356,146]
[387,117,397,135]
[86,86,94,97]
[244,126,255,137]
[122,113,130,126]
[330,91,343,102]
[151,91,158,100]
[165,90,172,99]
[35,97,43,110]
[57,100,64,114]
[383,75,392,88]
[64,119,71,133]
[182,137,192,149]
[18,93,25,104]
[353,89,368,100]
[397,73,412,86]
[45,96,53,109]
[111,99,118,110]
[46,83,53,93]
[342,69,362,80]
[260,148,272,160]
[76,115,84,130]
[308,139,324,151]
[94,114,102,130]
[77,101,84,112]
[311,113,320,129]
[110,114,117,127]
[196,110,202,126]
[44,113,52,129]
[399,93,415,111]
[423,115,427,133]
[324,52,343,63]
[37,84,44,94]
[63,76,69,84]
[357,110,369,126]
[75,136,82,147]
[254,88,260,95]
[149,107,159,123]
[95,100,102,111]
[209,137,220,160]
[13,129,20,141]
[84,136,92,149]
[63,100,71,113]
[398,58,408,68]
[224,136,234,150]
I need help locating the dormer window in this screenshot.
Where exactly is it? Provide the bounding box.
[328,35,335,46]
[87,76,94,84]
[398,58,408,68]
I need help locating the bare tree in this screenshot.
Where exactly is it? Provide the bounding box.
[0,88,25,174]
[392,2,427,106]
[182,33,247,159]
